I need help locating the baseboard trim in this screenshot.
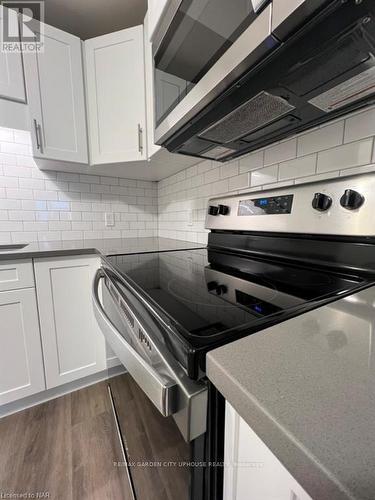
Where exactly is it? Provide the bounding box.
[0,365,126,419]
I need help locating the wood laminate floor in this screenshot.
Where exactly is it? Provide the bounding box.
[0,379,133,500]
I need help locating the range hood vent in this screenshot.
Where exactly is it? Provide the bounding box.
[199,92,295,144]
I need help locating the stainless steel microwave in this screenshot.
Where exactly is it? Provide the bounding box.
[153,0,273,143]
[153,0,375,162]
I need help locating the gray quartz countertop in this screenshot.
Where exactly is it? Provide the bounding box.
[207,286,375,500]
[0,237,204,260]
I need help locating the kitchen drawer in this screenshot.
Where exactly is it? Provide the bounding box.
[0,260,35,291]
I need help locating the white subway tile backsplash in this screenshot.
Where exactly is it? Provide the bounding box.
[0,128,14,142]
[339,163,375,177]
[1,142,30,155]
[0,126,158,242]
[294,170,341,184]
[61,230,83,240]
[57,172,79,182]
[204,167,220,184]
[264,139,296,166]
[44,180,68,191]
[344,108,375,143]
[22,200,47,210]
[4,165,32,178]
[9,211,35,221]
[36,211,59,221]
[12,232,38,243]
[47,201,70,211]
[239,150,264,173]
[19,178,45,190]
[250,165,278,187]
[228,173,249,191]
[297,122,344,156]
[48,221,72,231]
[6,188,33,200]
[33,190,58,201]
[13,130,31,145]
[278,154,316,180]
[100,176,119,186]
[38,231,61,242]
[0,176,19,187]
[220,161,239,179]
[317,139,373,173]
[0,199,21,209]
[0,232,12,243]
[0,221,23,231]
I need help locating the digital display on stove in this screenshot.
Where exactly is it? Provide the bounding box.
[238,195,294,216]
[235,290,282,317]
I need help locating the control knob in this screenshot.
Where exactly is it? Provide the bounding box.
[312,192,332,212]
[215,284,228,296]
[340,189,364,210]
[208,205,219,216]
[218,204,230,215]
[207,281,228,295]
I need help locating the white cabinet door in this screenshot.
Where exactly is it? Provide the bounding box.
[0,259,34,292]
[224,403,313,500]
[0,6,26,103]
[84,25,147,165]
[144,12,160,159]
[0,288,45,405]
[23,22,88,163]
[148,0,170,42]
[34,256,106,389]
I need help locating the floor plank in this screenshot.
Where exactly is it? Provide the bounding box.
[110,374,190,500]
[0,379,132,500]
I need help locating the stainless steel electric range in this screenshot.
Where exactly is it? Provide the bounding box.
[93,173,375,500]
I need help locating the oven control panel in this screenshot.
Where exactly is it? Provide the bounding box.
[205,173,374,237]
[238,194,293,216]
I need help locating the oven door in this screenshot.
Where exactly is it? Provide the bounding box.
[92,266,208,443]
[153,0,276,145]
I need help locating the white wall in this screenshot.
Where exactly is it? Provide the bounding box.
[158,105,375,244]
[0,128,158,244]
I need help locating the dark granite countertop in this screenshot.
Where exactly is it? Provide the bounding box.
[0,237,204,260]
[207,286,375,500]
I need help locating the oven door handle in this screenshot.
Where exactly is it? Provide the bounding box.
[93,269,178,415]
[92,268,207,441]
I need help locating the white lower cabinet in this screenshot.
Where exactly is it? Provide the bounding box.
[0,288,45,405]
[224,402,312,500]
[34,256,107,389]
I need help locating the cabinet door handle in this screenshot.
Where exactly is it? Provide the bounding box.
[138,123,143,154]
[33,119,43,153]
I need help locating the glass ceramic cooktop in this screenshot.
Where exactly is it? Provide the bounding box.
[107,249,364,338]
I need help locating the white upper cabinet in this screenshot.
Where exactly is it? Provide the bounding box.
[84,25,147,165]
[23,22,88,164]
[0,6,26,102]
[148,0,170,42]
